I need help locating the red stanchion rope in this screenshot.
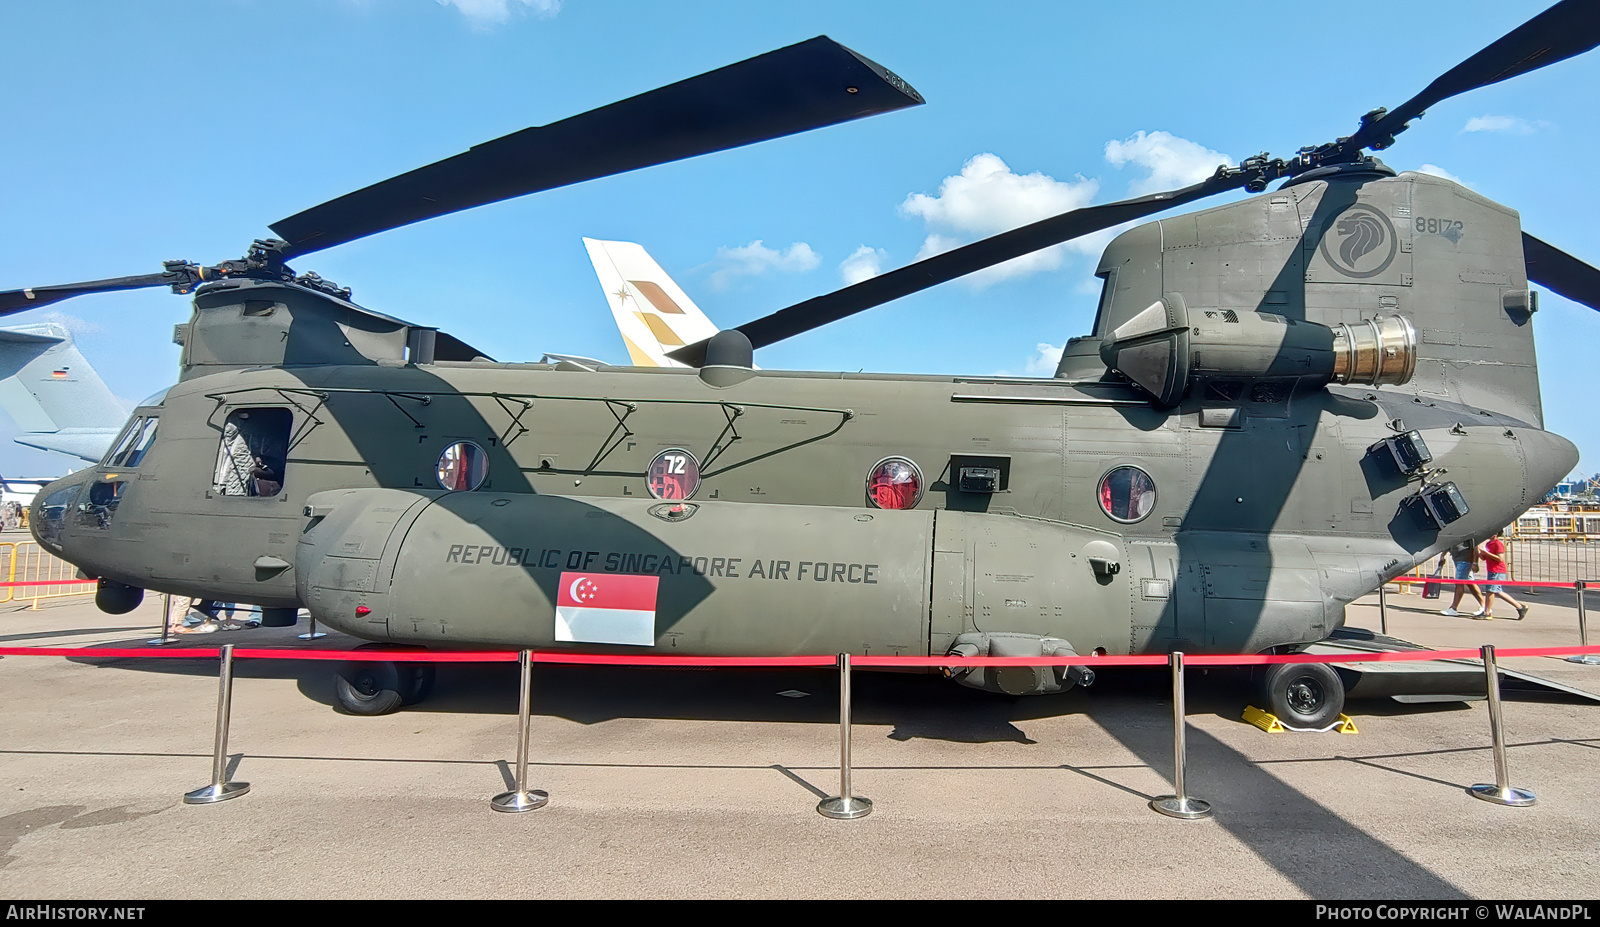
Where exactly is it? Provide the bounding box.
[1390,576,1582,590]
[0,579,97,587]
[3,644,1597,666]
[0,646,223,659]
[231,648,520,663]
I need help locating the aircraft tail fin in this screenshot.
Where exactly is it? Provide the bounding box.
[13,429,122,462]
[583,238,724,368]
[0,323,127,462]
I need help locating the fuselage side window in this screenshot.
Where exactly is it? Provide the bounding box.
[212,407,292,497]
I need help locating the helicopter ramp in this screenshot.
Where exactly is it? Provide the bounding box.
[1308,627,1600,704]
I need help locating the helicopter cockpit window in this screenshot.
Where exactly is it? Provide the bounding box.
[102,417,143,467]
[212,408,291,497]
[1098,466,1156,523]
[108,416,158,469]
[74,480,125,530]
[34,485,80,547]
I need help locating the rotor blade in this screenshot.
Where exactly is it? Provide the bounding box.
[271,37,923,258]
[0,271,183,316]
[669,171,1249,366]
[1353,0,1600,151]
[1524,232,1600,313]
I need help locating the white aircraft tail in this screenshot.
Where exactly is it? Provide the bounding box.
[583,238,724,368]
[0,323,126,462]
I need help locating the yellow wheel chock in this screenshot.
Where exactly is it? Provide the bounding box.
[1243,705,1358,734]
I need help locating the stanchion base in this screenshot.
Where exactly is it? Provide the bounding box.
[183,781,249,804]
[1149,795,1212,819]
[296,631,327,641]
[146,637,177,646]
[1468,784,1536,806]
[491,789,549,813]
[817,796,873,819]
[1565,654,1600,666]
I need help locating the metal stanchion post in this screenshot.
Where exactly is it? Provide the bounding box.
[1378,583,1389,636]
[492,650,548,812]
[1150,651,1211,819]
[1469,644,1536,806]
[1568,580,1599,665]
[184,644,250,804]
[297,610,326,642]
[147,592,175,646]
[818,652,872,819]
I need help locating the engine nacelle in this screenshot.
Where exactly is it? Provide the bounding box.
[1098,293,1416,406]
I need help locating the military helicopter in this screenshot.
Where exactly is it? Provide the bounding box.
[6,3,1600,725]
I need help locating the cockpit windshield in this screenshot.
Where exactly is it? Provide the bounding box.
[102,415,159,469]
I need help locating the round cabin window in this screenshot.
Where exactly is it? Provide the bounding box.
[1098,466,1156,523]
[437,441,489,491]
[646,448,701,500]
[866,456,923,510]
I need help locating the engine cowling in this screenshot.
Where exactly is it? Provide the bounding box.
[1098,294,1416,406]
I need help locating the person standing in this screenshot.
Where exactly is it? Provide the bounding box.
[1477,529,1530,620]
[1439,538,1486,617]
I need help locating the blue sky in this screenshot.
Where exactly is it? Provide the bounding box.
[1,0,1596,479]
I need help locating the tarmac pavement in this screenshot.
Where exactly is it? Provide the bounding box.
[0,586,1597,900]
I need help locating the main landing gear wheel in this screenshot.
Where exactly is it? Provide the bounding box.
[333,646,436,715]
[1261,662,1345,730]
[402,662,436,706]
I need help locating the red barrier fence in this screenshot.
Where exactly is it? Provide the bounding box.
[3,642,1598,666]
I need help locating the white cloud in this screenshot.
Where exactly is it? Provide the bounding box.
[1103,130,1233,196]
[903,153,1098,238]
[1024,342,1064,377]
[1416,163,1472,187]
[891,132,1230,289]
[1463,114,1544,134]
[703,240,819,291]
[991,342,1066,378]
[899,153,1099,285]
[839,245,888,285]
[437,0,561,29]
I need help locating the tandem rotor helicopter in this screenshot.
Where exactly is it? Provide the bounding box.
[6,2,1600,723]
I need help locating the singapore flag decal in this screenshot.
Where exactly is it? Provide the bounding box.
[555,572,659,647]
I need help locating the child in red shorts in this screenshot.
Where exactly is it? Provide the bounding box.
[1476,530,1530,621]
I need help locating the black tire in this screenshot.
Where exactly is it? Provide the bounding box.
[399,662,436,706]
[335,660,405,716]
[1261,662,1345,730]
